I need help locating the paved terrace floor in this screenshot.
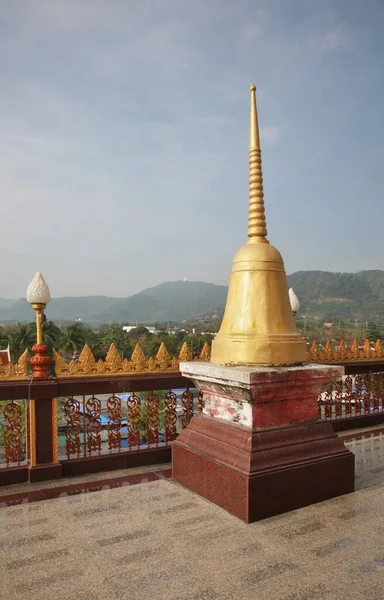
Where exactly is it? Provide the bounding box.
[0,426,383,600]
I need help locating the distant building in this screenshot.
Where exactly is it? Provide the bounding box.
[122,325,157,334]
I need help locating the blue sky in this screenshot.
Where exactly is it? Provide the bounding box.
[1,0,383,298]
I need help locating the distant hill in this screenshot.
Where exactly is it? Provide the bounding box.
[0,282,228,324]
[0,296,123,323]
[1,271,384,324]
[0,298,16,309]
[287,270,384,322]
[91,281,228,323]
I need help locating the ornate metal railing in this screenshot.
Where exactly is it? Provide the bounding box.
[318,373,384,421]
[60,388,201,460]
[2,336,384,487]
[0,367,202,484]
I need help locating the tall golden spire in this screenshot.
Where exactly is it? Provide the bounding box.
[248,84,267,241]
[210,83,306,366]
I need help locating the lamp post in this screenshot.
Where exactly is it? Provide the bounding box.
[27,272,52,378]
[25,272,61,481]
[289,287,300,317]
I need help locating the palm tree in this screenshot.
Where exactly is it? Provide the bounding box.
[42,321,61,351]
[56,324,89,360]
[8,323,36,359]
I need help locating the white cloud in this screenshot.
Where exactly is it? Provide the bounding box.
[260,126,280,144]
[238,8,270,45]
[309,24,354,52]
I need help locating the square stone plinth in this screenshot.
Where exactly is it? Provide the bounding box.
[180,362,344,429]
[172,362,355,522]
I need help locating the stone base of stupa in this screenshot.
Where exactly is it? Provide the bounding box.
[172,363,355,523]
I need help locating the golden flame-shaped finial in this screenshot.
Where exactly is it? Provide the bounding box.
[248,84,267,241]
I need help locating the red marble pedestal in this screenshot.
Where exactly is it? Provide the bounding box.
[172,363,355,523]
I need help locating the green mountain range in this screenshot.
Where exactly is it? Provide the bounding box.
[0,271,383,325]
[288,270,384,324]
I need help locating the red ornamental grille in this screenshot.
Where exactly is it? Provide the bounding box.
[85,396,102,455]
[164,391,177,442]
[181,390,194,429]
[373,375,381,411]
[334,381,343,418]
[198,390,204,413]
[324,386,333,420]
[364,374,371,414]
[2,401,24,466]
[145,393,160,447]
[64,397,81,458]
[355,375,363,414]
[127,394,141,449]
[317,373,384,420]
[345,376,353,417]
[107,395,121,450]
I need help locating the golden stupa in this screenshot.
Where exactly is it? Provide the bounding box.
[211,84,306,366]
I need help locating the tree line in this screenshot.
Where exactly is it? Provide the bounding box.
[0,322,214,363]
[2,319,383,365]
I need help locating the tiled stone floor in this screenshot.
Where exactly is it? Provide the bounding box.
[0,427,383,600]
[342,425,384,489]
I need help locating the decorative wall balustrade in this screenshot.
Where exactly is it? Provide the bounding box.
[2,333,384,485]
[0,357,196,480]
[53,341,210,378]
[308,339,384,364]
[60,388,198,460]
[0,350,29,380]
[3,336,384,384]
[318,373,384,420]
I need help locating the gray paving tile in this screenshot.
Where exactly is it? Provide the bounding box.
[7,549,70,570]
[116,548,157,564]
[280,519,326,539]
[15,569,83,593]
[283,583,333,600]
[336,506,373,520]
[369,465,384,474]
[245,560,298,584]
[71,503,121,517]
[178,585,223,600]
[0,532,55,550]
[312,537,356,557]
[152,501,198,515]
[3,516,48,530]
[97,529,149,546]
[357,555,384,574]
[172,513,219,529]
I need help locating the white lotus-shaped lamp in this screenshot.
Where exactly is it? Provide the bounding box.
[26,272,51,306]
[289,288,300,317]
[27,272,51,345]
